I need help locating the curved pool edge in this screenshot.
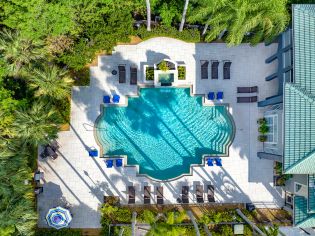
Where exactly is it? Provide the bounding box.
[93,84,236,182]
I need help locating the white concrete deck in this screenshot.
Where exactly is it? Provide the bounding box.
[37,37,284,228]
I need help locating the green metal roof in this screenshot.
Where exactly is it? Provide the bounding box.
[309,175,315,213]
[294,4,315,94]
[285,5,315,228]
[294,196,315,227]
[283,83,315,173]
[284,5,315,174]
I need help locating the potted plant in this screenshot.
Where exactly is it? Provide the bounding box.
[276,174,292,186]
[258,123,269,134]
[258,135,267,142]
[257,118,267,125]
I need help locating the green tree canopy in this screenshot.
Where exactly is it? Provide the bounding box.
[0,140,37,236]
[28,65,73,100]
[12,102,61,146]
[0,29,44,77]
[188,0,289,46]
[1,0,79,40]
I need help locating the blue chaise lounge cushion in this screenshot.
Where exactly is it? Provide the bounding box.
[103,95,110,103]
[106,160,113,168]
[207,158,214,166]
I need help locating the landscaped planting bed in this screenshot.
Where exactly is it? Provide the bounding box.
[145,67,154,81]
[178,66,186,80]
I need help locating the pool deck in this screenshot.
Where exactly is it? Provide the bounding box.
[37,37,283,228]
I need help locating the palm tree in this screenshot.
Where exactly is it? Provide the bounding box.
[0,142,37,236]
[261,224,279,236]
[188,0,289,46]
[188,0,227,36]
[146,0,151,31]
[28,65,73,100]
[147,211,188,236]
[179,0,190,32]
[147,223,186,236]
[12,102,61,146]
[0,29,44,77]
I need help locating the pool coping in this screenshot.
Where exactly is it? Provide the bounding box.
[93,84,236,182]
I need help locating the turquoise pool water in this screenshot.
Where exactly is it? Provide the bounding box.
[95,88,234,180]
[158,73,174,83]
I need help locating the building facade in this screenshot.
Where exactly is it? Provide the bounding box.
[260,4,315,229]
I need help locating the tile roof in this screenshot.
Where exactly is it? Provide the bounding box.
[285,5,315,228]
[294,196,315,228]
[308,175,315,213]
[283,84,315,173]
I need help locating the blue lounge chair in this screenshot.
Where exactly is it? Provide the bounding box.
[88,149,98,157]
[116,159,123,167]
[113,94,120,103]
[217,92,224,100]
[207,92,215,101]
[103,95,110,104]
[106,160,113,168]
[207,158,214,166]
[215,158,222,166]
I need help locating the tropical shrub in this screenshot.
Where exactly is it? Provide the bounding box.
[45,35,74,56]
[146,67,154,81]
[158,61,169,71]
[71,67,90,86]
[274,162,282,175]
[139,209,156,224]
[211,225,233,236]
[57,97,71,124]
[260,224,279,236]
[178,66,186,80]
[35,228,82,236]
[109,226,132,236]
[147,224,187,236]
[59,39,97,71]
[100,202,132,235]
[200,209,242,224]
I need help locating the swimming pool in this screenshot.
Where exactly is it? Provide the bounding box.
[95,87,234,180]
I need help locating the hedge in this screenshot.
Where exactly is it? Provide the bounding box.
[135,26,201,43]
